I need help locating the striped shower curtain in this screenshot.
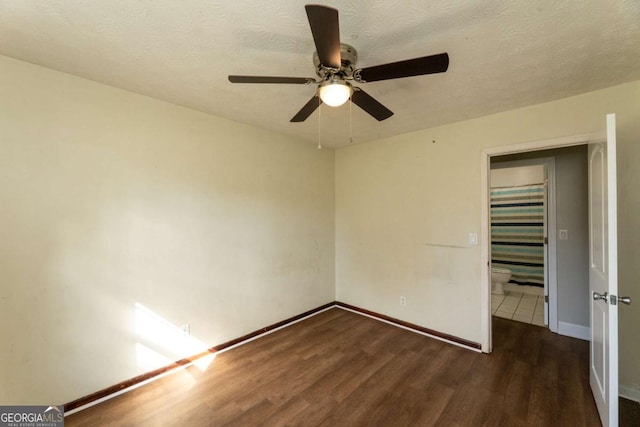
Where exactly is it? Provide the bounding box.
[490,184,545,287]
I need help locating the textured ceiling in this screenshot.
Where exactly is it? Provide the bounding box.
[1,0,639,148]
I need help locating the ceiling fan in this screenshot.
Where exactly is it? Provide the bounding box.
[228,4,449,123]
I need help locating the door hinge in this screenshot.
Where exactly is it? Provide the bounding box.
[545,295,549,303]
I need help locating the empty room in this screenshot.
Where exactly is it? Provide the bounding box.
[1,1,639,426]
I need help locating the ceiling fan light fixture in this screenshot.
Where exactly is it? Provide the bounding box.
[318,79,352,107]
[229,5,448,122]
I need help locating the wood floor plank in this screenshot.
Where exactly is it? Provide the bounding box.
[66,309,604,426]
[402,382,456,426]
[330,350,395,403]
[620,397,640,426]
[258,396,311,427]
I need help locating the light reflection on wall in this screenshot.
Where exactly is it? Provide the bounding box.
[134,303,216,372]
[135,342,173,372]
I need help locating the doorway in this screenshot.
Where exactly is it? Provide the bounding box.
[489,157,554,329]
[480,120,626,426]
[479,133,601,353]
[488,145,590,342]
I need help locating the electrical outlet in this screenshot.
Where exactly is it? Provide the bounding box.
[400,296,406,306]
[181,323,190,336]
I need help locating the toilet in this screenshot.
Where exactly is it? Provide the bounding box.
[491,267,512,295]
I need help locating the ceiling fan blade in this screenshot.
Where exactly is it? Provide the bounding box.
[305,5,341,69]
[355,53,449,83]
[351,88,393,121]
[229,75,315,84]
[291,95,322,122]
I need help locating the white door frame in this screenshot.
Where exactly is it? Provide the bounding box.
[489,157,557,331]
[480,132,604,352]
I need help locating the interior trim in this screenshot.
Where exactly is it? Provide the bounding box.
[65,300,480,414]
[64,301,335,414]
[619,384,640,403]
[480,131,605,352]
[558,321,590,341]
[335,301,481,350]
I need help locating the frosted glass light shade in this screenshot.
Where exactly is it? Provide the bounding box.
[319,81,352,107]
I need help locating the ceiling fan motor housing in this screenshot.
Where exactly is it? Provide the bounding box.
[228,5,448,122]
[314,43,358,80]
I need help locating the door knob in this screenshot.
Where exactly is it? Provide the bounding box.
[593,291,608,301]
[607,295,632,305]
[618,296,632,305]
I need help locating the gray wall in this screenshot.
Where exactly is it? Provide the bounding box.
[493,145,589,327]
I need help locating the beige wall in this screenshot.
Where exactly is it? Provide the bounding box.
[336,80,640,390]
[0,55,335,405]
[1,52,638,406]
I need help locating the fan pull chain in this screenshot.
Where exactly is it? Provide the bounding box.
[349,95,353,144]
[317,96,322,149]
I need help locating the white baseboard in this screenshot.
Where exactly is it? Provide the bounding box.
[620,384,640,402]
[557,321,590,341]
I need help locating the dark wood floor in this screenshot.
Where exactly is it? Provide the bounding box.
[67,308,604,426]
[620,397,640,427]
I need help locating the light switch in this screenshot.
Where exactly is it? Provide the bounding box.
[559,229,568,240]
[469,233,478,246]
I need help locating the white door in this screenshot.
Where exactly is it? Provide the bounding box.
[589,114,618,427]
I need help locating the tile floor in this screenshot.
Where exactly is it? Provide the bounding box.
[492,290,545,326]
